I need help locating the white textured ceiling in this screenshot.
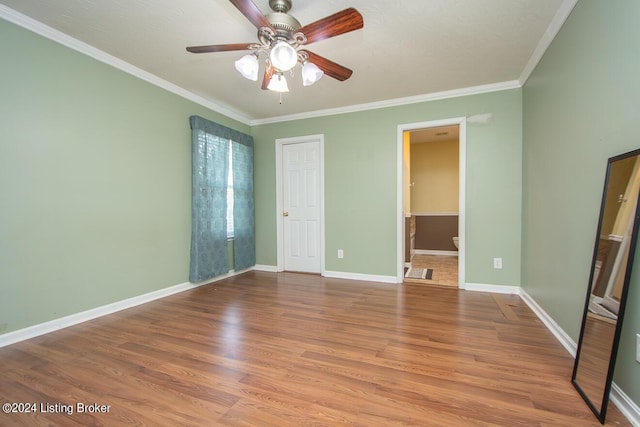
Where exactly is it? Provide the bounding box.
[0,0,571,123]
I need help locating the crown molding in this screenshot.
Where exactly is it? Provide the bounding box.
[519,0,579,85]
[0,4,252,125]
[250,80,521,126]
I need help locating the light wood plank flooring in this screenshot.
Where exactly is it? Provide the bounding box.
[0,271,631,426]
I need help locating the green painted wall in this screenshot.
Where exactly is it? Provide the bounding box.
[522,0,640,405]
[253,89,523,285]
[0,19,248,334]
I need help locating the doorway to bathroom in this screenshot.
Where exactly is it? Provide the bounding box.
[396,118,466,287]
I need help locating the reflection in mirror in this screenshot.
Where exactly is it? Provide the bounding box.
[572,149,640,423]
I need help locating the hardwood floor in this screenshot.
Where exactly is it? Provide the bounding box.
[0,271,631,426]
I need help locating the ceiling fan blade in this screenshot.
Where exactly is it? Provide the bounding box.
[229,0,275,31]
[186,43,254,53]
[261,61,275,90]
[300,50,353,81]
[297,8,363,45]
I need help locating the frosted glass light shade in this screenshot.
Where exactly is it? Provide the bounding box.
[270,41,297,71]
[267,73,289,92]
[302,62,324,86]
[234,54,259,81]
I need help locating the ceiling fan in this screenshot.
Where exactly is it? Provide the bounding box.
[186,0,364,92]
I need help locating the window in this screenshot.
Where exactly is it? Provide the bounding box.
[226,142,234,239]
[189,115,254,281]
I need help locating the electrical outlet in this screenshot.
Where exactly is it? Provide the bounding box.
[493,258,502,269]
[337,249,344,259]
[636,334,640,363]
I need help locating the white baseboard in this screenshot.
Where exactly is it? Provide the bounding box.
[463,282,520,294]
[519,289,639,426]
[518,289,577,357]
[323,270,398,284]
[610,383,640,426]
[254,265,399,284]
[414,249,458,256]
[0,268,252,348]
[253,264,278,272]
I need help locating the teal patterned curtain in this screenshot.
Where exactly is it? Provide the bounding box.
[189,116,255,282]
[232,138,255,270]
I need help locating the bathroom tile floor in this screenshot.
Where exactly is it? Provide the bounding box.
[406,254,458,287]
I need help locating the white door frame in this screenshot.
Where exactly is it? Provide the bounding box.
[396,118,466,286]
[275,134,325,273]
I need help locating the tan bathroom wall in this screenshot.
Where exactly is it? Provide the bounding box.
[410,139,459,213]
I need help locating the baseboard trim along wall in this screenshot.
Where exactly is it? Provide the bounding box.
[463,282,520,294]
[323,270,398,284]
[519,289,640,426]
[414,249,459,257]
[253,264,279,272]
[0,267,252,348]
[518,289,576,356]
[610,383,640,427]
[253,266,399,284]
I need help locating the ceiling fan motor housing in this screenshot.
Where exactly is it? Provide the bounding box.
[266,12,301,34]
[269,0,292,13]
[259,1,302,46]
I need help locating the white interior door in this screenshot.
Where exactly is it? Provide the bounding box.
[282,140,322,273]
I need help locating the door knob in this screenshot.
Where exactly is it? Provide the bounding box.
[283,212,289,217]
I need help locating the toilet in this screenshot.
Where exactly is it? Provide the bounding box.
[452,237,459,249]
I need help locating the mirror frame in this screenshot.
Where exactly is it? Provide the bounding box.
[572,148,640,423]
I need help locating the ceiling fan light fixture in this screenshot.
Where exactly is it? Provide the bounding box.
[186,2,363,98]
[234,53,259,81]
[270,41,298,71]
[302,61,324,86]
[267,73,289,92]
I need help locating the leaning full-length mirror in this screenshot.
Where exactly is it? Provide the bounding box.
[572,148,640,423]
